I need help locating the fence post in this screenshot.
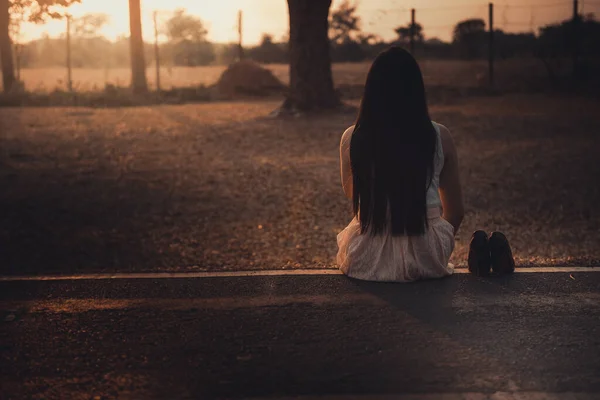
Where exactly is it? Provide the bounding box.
[237,10,244,61]
[14,44,20,82]
[66,14,72,92]
[488,3,494,87]
[153,11,160,91]
[410,8,416,55]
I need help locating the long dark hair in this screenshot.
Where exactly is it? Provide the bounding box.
[350,46,436,236]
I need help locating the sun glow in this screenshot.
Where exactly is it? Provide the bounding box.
[19,0,291,45]
[17,0,580,45]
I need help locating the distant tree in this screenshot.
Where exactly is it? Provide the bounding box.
[163,9,213,66]
[538,14,600,80]
[73,13,109,38]
[262,33,273,46]
[331,37,365,62]
[128,0,147,93]
[213,42,239,65]
[166,40,215,66]
[494,31,536,58]
[68,14,111,69]
[329,0,360,44]
[420,38,455,59]
[249,33,287,64]
[453,18,486,59]
[538,13,600,57]
[356,33,378,45]
[357,33,387,59]
[164,8,208,43]
[394,22,424,44]
[1,0,80,92]
[111,35,132,68]
[280,0,339,113]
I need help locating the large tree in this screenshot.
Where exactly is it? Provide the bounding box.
[1,0,79,92]
[128,0,147,93]
[280,0,339,113]
[0,0,14,91]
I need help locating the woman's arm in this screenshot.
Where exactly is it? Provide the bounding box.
[438,124,465,234]
[340,126,354,199]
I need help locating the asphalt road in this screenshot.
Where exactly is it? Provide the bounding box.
[1,272,600,399]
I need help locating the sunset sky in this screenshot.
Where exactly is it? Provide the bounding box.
[17,0,598,44]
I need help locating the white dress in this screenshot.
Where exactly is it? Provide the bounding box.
[336,122,455,282]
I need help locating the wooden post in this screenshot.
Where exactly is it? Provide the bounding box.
[488,3,494,87]
[410,8,415,55]
[237,10,244,61]
[153,11,160,91]
[14,44,20,82]
[66,14,72,92]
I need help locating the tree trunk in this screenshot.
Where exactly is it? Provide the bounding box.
[0,0,15,93]
[284,0,339,112]
[128,0,147,93]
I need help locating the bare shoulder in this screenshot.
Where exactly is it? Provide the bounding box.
[435,123,457,160]
[340,125,356,149]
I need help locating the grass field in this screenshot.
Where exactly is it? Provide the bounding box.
[1,91,599,275]
[17,59,557,92]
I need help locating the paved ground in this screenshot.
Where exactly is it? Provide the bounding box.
[3,95,600,275]
[1,270,600,399]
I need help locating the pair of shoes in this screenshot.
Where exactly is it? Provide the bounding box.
[468,231,515,276]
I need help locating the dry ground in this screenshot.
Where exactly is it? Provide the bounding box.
[0,93,599,275]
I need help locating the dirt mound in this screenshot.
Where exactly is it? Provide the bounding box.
[214,60,286,98]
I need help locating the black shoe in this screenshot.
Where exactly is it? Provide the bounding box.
[468,230,491,276]
[489,232,515,275]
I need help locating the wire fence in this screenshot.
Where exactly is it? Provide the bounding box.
[360,0,593,36]
[11,0,600,93]
[357,0,600,90]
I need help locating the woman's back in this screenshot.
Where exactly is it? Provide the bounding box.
[336,46,464,282]
[340,122,445,210]
[337,122,457,281]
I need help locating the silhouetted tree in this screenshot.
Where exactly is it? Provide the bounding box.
[214,42,239,65]
[331,37,366,62]
[494,31,536,58]
[452,18,486,59]
[1,0,80,92]
[394,22,424,44]
[329,0,360,44]
[128,0,147,93]
[357,33,387,59]
[73,13,109,37]
[420,37,454,59]
[539,13,600,58]
[163,9,214,66]
[538,14,600,81]
[249,33,287,64]
[164,8,208,43]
